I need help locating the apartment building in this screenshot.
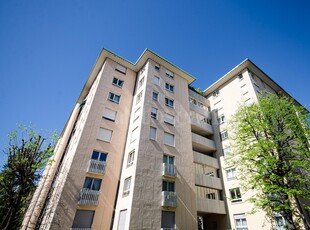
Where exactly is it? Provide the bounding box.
[22,48,303,230]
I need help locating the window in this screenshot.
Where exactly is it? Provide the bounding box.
[108,92,120,104]
[230,188,242,202]
[161,211,175,229]
[123,177,131,196]
[115,64,127,74]
[226,168,237,180]
[254,83,261,94]
[72,210,95,228]
[238,74,243,81]
[166,70,174,79]
[213,100,222,111]
[163,155,174,165]
[164,132,175,146]
[153,75,160,85]
[162,181,175,192]
[249,71,256,81]
[149,127,157,140]
[207,193,216,199]
[275,215,285,230]
[83,177,102,191]
[91,151,107,162]
[152,91,159,101]
[165,83,174,93]
[212,89,220,98]
[164,113,175,126]
[155,63,160,71]
[241,85,248,95]
[127,150,135,167]
[151,107,158,119]
[217,114,225,125]
[117,210,127,230]
[165,97,174,108]
[131,127,138,143]
[103,108,117,121]
[136,91,143,104]
[223,147,232,156]
[98,128,113,142]
[234,214,248,230]
[245,98,253,106]
[220,130,228,141]
[112,77,124,88]
[133,107,140,121]
[138,76,145,88]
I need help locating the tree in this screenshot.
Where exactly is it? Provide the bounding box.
[0,124,57,230]
[227,93,310,229]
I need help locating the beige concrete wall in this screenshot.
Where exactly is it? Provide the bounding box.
[207,70,273,230]
[113,59,197,230]
[43,58,136,230]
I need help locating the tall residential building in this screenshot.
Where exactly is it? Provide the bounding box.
[22,48,305,230]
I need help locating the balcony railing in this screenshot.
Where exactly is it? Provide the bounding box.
[71,228,92,230]
[162,191,177,207]
[162,163,176,177]
[78,188,100,206]
[87,159,106,175]
[161,228,175,230]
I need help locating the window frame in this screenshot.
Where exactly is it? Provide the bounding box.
[123,177,131,196]
[165,82,174,93]
[91,150,108,162]
[108,92,121,104]
[220,130,228,141]
[152,91,159,101]
[153,75,160,86]
[164,132,175,147]
[112,77,124,88]
[164,113,175,126]
[127,150,135,167]
[151,107,158,119]
[149,127,157,140]
[165,97,174,108]
[230,187,242,202]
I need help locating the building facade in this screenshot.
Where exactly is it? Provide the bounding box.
[22,48,303,230]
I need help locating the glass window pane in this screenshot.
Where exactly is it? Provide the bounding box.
[99,153,107,161]
[92,151,99,160]
[83,177,92,189]
[92,178,102,191]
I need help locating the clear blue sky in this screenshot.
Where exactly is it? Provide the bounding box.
[0,0,309,164]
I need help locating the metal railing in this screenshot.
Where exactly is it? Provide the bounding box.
[162,191,177,207]
[87,159,106,174]
[162,163,176,177]
[78,189,100,206]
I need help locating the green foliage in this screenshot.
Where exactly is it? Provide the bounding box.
[227,93,310,229]
[188,85,203,95]
[0,124,57,230]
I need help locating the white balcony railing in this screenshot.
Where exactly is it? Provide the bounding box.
[162,163,176,177]
[87,159,106,175]
[78,188,100,206]
[162,191,177,207]
[71,228,92,230]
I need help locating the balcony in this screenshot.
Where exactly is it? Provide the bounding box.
[162,191,177,207]
[195,174,223,190]
[188,89,209,106]
[192,133,216,153]
[193,151,219,169]
[162,163,176,178]
[189,103,210,117]
[196,198,226,214]
[78,189,100,206]
[191,117,213,136]
[87,159,106,175]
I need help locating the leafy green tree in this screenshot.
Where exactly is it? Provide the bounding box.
[227,93,310,229]
[0,124,57,230]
